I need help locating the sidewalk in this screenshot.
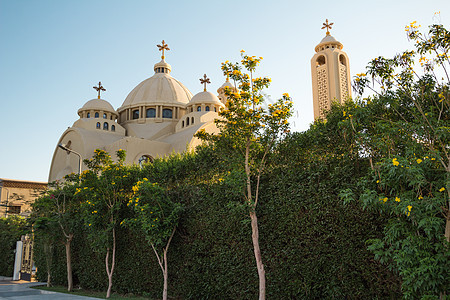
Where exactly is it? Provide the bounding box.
[0,280,99,300]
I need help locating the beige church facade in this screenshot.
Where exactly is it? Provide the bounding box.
[49,23,351,182]
[49,41,234,182]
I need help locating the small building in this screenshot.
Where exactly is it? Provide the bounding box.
[0,178,47,217]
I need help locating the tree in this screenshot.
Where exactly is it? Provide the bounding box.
[126,179,182,300]
[341,21,450,298]
[196,51,293,299]
[31,180,80,291]
[77,149,135,298]
[0,216,27,277]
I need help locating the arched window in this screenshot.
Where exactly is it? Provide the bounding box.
[111,125,115,132]
[205,106,210,111]
[214,107,217,112]
[110,116,113,120]
[138,155,153,168]
[87,112,90,118]
[186,117,190,126]
[191,117,194,124]
[132,110,139,119]
[95,112,99,118]
[182,121,184,128]
[197,106,201,112]
[339,54,347,66]
[317,55,326,66]
[103,113,107,119]
[96,122,101,129]
[146,108,156,118]
[162,109,172,118]
[103,122,108,130]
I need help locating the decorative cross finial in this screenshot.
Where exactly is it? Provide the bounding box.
[321,19,334,36]
[157,40,170,59]
[93,81,106,99]
[200,74,211,91]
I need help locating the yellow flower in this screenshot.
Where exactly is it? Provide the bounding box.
[407,205,412,211]
[240,49,245,53]
[382,197,388,203]
[395,197,401,202]
[439,187,445,192]
[418,196,423,200]
[282,93,290,98]
[88,223,91,226]
[431,158,436,161]
[392,158,399,166]
[376,180,380,183]
[416,158,422,164]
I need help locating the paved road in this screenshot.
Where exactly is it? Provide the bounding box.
[0,281,99,300]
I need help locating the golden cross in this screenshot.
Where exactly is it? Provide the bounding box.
[157,40,170,59]
[200,74,211,91]
[321,19,334,35]
[93,81,106,99]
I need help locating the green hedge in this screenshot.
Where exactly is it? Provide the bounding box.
[34,133,402,298]
[0,216,27,277]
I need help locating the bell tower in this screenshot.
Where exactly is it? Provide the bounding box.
[311,20,351,119]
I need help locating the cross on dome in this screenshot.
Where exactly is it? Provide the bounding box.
[200,74,211,91]
[321,19,334,36]
[157,40,170,59]
[93,81,106,99]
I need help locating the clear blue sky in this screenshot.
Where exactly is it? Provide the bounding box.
[1,0,449,182]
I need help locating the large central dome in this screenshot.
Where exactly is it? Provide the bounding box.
[117,59,192,113]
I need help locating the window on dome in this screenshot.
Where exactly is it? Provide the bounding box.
[146,108,156,118]
[132,110,139,119]
[103,113,107,119]
[95,112,99,118]
[214,107,217,112]
[103,122,108,130]
[87,112,90,118]
[197,106,201,112]
[162,109,172,118]
[186,117,190,126]
[96,122,101,129]
[111,125,115,132]
[110,116,113,120]
[205,106,210,111]
[191,117,194,124]
[182,121,184,128]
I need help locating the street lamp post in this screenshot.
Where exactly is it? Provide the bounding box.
[58,143,82,175]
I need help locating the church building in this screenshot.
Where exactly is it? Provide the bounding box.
[49,21,351,182]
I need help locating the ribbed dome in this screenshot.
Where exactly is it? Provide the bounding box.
[118,72,193,111]
[77,98,116,116]
[189,91,223,106]
[314,34,343,52]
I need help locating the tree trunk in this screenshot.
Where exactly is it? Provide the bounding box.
[105,228,116,299]
[250,210,266,300]
[163,249,168,300]
[64,234,73,292]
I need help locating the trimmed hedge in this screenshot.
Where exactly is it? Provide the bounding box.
[34,132,401,298]
[0,216,27,277]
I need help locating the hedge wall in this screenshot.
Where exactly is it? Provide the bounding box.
[34,132,402,298]
[0,216,27,277]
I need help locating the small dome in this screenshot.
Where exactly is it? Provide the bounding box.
[77,98,116,116]
[217,78,234,93]
[153,59,172,74]
[189,91,223,106]
[315,34,343,52]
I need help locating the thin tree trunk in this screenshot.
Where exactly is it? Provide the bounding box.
[64,234,73,292]
[250,210,266,300]
[105,228,116,299]
[163,249,168,300]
